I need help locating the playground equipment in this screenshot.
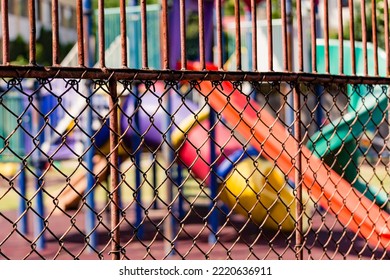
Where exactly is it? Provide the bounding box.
[4,2,389,254]
[57,79,305,232]
[183,61,390,248]
[308,39,390,211]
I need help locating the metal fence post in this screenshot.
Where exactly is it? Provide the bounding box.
[109,78,121,260]
[294,84,303,260]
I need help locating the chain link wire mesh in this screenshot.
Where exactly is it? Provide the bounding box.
[0,72,389,259]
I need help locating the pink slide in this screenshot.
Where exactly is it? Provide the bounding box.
[187,63,390,249]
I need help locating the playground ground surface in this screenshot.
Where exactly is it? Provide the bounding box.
[0,204,389,260]
[0,160,389,260]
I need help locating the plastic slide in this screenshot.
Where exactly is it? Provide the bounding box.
[170,105,304,232]
[186,62,390,249]
[307,93,389,209]
[311,39,389,210]
[215,148,311,232]
[57,155,109,210]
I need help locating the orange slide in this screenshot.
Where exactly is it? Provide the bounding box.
[188,66,390,249]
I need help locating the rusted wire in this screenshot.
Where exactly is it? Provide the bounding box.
[361,0,368,76]
[281,0,288,71]
[349,0,356,75]
[310,0,316,73]
[161,0,169,69]
[52,0,60,66]
[371,0,378,76]
[251,0,258,71]
[180,0,187,69]
[109,78,120,260]
[216,0,223,69]
[98,0,105,68]
[198,0,206,70]
[385,0,390,76]
[141,0,148,69]
[296,0,303,72]
[77,0,85,66]
[294,85,303,260]
[1,0,9,65]
[120,0,128,67]
[28,0,36,65]
[323,0,330,73]
[234,0,242,70]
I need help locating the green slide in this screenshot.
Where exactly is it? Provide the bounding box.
[308,39,389,210]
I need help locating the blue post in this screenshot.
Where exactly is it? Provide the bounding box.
[18,166,28,234]
[32,82,45,250]
[83,0,97,250]
[152,155,159,209]
[18,99,28,235]
[176,163,184,219]
[208,108,218,244]
[166,89,177,256]
[132,87,144,238]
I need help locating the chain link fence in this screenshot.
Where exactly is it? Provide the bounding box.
[0,71,389,259]
[0,0,390,260]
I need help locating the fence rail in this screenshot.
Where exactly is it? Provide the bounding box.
[0,0,390,260]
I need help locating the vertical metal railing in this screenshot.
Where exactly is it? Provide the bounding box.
[52,0,60,66]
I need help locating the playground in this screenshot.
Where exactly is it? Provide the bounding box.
[0,0,390,260]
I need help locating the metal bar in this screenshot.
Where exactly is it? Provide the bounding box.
[120,0,128,67]
[296,0,303,71]
[338,0,343,74]
[180,0,187,69]
[109,78,121,260]
[52,0,60,66]
[1,0,10,65]
[349,0,356,75]
[141,0,148,69]
[2,66,390,84]
[198,0,206,70]
[266,0,273,71]
[361,0,368,76]
[28,0,36,65]
[234,0,242,70]
[310,0,317,72]
[161,0,169,69]
[371,0,378,76]
[294,85,303,260]
[251,0,257,71]
[98,0,105,68]
[281,0,288,71]
[77,0,85,66]
[216,0,223,69]
[385,0,390,76]
[323,0,329,73]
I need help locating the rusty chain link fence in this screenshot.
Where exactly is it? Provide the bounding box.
[0,0,390,260]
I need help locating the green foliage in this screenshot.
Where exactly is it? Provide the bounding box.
[92,0,158,9]
[341,1,386,49]
[9,35,29,65]
[8,27,75,66]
